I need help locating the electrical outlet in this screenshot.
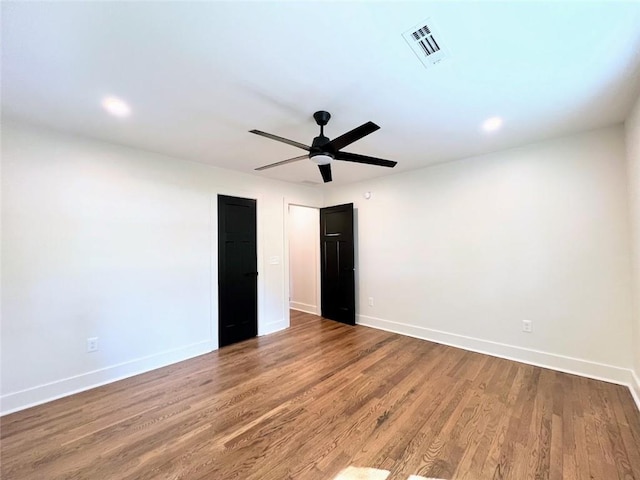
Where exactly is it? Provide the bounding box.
[368,297,374,307]
[87,337,99,352]
[522,320,532,333]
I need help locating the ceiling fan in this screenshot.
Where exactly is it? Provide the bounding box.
[250,111,397,183]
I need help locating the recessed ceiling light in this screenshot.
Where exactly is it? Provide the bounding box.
[482,116,503,132]
[102,96,131,117]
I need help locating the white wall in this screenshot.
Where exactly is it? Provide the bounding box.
[3,119,637,415]
[288,205,319,315]
[626,92,640,401]
[325,126,635,384]
[0,121,322,414]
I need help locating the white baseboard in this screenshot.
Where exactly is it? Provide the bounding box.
[631,370,640,412]
[260,318,288,336]
[357,314,638,401]
[1,340,212,416]
[290,301,319,315]
[5,317,637,416]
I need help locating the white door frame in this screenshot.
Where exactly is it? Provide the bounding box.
[283,197,323,326]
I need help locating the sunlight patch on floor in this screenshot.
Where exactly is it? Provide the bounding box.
[333,467,391,480]
[332,466,446,480]
[333,467,389,480]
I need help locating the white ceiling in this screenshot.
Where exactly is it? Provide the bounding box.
[3,1,640,186]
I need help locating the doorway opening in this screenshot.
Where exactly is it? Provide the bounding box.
[288,204,321,316]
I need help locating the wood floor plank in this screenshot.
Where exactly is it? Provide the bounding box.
[2,310,639,480]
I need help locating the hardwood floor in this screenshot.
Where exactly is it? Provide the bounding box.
[2,310,640,479]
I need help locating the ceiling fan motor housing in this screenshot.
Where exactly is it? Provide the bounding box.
[310,127,334,164]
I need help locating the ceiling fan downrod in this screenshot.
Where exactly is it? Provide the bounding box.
[313,110,331,138]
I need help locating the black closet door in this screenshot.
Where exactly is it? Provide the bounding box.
[320,203,355,325]
[218,195,257,347]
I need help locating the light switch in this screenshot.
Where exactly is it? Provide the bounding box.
[269,256,280,265]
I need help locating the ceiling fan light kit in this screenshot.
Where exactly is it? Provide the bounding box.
[311,153,333,165]
[251,111,398,183]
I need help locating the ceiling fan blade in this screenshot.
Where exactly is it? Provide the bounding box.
[334,151,397,168]
[255,154,309,171]
[249,130,311,151]
[325,121,380,152]
[318,164,332,183]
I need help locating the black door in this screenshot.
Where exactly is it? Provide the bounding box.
[218,195,258,347]
[320,203,355,325]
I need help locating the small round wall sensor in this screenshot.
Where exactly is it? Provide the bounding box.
[363,191,372,200]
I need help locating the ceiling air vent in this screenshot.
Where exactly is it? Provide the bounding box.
[403,19,449,69]
[301,180,320,186]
